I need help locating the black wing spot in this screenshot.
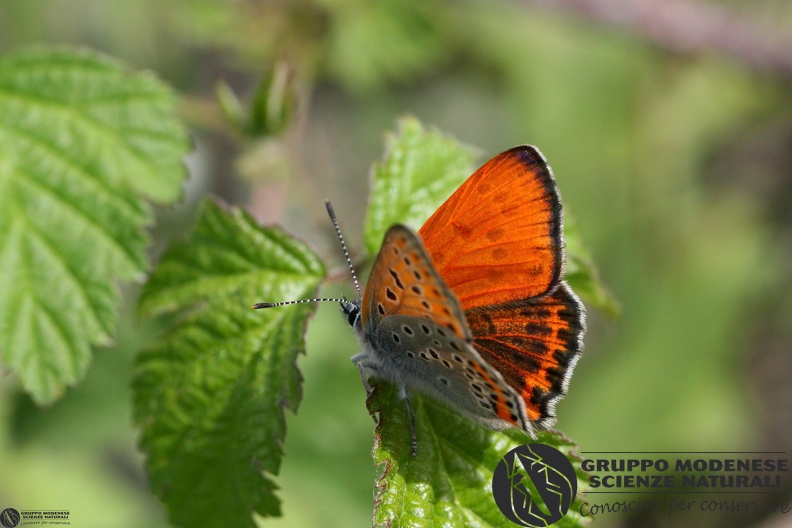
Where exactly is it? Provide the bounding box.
[436,328,447,338]
[377,304,385,315]
[421,300,431,310]
[402,325,414,335]
[440,377,449,386]
[471,383,483,393]
[442,360,451,368]
[413,270,422,280]
[407,351,415,358]
[449,341,461,351]
[411,285,423,295]
[386,288,397,301]
[452,354,464,363]
[389,268,405,289]
[420,324,431,335]
[428,348,439,359]
[419,352,429,360]
[392,333,400,343]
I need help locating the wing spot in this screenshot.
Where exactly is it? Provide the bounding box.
[452,354,464,363]
[411,285,423,295]
[413,270,422,280]
[492,247,508,260]
[442,360,451,368]
[392,333,400,343]
[402,325,414,335]
[449,341,461,351]
[428,348,439,359]
[420,352,429,360]
[388,268,405,289]
[436,328,447,338]
[510,413,519,422]
[442,307,451,316]
[471,383,483,393]
[407,352,415,358]
[480,401,490,409]
[464,371,475,380]
[439,377,449,386]
[433,340,441,347]
[489,393,500,402]
[421,300,431,310]
[386,288,398,301]
[505,400,515,409]
[486,227,505,242]
[377,304,385,315]
[420,324,431,334]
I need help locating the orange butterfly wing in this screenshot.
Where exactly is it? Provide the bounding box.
[361,224,471,341]
[464,283,585,427]
[418,146,563,310]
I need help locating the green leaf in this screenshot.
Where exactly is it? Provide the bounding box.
[133,198,325,528]
[564,218,621,319]
[363,116,476,255]
[370,383,589,527]
[0,47,189,404]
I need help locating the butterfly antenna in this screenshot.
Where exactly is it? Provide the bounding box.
[253,298,357,310]
[325,200,362,300]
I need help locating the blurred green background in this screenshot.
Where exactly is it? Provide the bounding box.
[1,1,791,527]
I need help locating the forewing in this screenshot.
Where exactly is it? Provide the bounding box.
[418,146,564,310]
[361,224,471,341]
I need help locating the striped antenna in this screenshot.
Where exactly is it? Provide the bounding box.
[252,199,362,310]
[253,298,357,310]
[325,200,362,300]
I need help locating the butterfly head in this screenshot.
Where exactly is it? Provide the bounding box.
[341,298,362,328]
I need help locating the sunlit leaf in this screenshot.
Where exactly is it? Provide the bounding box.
[133,198,325,528]
[0,47,189,404]
[370,383,589,527]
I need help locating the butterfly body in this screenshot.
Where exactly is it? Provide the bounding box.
[349,145,586,440]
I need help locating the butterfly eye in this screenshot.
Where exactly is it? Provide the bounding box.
[341,302,360,327]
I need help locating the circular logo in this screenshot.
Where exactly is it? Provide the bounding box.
[492,443,577,527]
[0,508,20,528]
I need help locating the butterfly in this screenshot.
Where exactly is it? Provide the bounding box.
[256,145,585,455]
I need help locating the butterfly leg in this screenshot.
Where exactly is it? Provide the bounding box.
[398,384,419,457]
[351,353,379,423]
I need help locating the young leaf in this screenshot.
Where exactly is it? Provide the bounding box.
[370,383,590,527]
[0,47,189,404]
[363,116,476,255]
[133,198,325,528]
